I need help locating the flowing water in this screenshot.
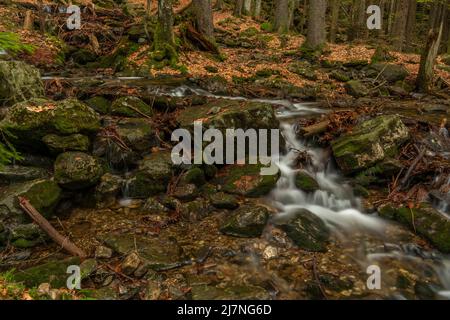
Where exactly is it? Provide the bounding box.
[169,86,450,299]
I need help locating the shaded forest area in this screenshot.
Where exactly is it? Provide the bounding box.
[0,0,449,300]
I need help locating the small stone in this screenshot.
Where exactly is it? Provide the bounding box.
[220,205,270,238]
[95,246,113,259]
[37,283,51,296]
[173,184,198,202]
[121,252,141,275]
[210,192,239,210]
[262,246,278,259]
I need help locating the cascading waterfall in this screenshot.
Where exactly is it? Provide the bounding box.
[169,86,450,299]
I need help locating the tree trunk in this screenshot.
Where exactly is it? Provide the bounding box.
[305,0,327,50]
[243,0,252,15]
[329,0,340,43]
[274,0,290,33]
[252,0,262,18]
[404,0,416,50]
[391,0,410,51]
[23,10,33,31]
[193,0,215,41]
[387,0,396,36]
[348,0,366,41]
[234,0,244,16]
[155,0,175,51]
[416,0,446,92]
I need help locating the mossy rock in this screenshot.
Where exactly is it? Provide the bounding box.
[441,54,450,66]
[345,80,369,97]
[0,61,44,106]
[275,209,330,252]
[331,115,409,174]
[330,70,350,82]
[114,118,158,153]
[95,173,123,208]
[0,98,100,152]
[210,192,239,210]
[368,63,409,83]
[343,60,369,68]
[54,152,103,190]
[220,205,270,238]
[71,48,97,65]
[180,167,206,187]
[215,164,279,198]
[85,96,111,114]
[111,96,153,117]
[355,158,403,187]
[0,165,48,184]
[288,62,318,80]
[191,283,269,300]
[99,233,185,271]
[378,204,450,253]
[125,152,173,198]
[42,134,90,155]
[371,46,395,64]
[0,179,61,223]
[10,223,46,248]
[13,257,81,288]
[295,171,319,192]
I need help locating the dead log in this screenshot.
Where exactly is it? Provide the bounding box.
[18,197,87,259]
[300,120,330,137]
[184,23,220,54]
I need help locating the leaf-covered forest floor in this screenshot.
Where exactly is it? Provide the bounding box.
[1,1,450,301]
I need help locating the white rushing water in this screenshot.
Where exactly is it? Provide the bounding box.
[168,85,450,298]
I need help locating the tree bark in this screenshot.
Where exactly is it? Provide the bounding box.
[243,0,252,15]
[348,0,366,41]
[391,0,410,51]
[193,0,215,41]
[329,0,340,43]
[416,0,446,92]
[252,0,262,18]
[405,0,416,50]
[274,0,290,33]
[234,0,244,16]
[305,0,327,50]
[23,10,33,31]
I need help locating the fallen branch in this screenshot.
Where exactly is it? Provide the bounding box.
[18,197,87,259]
[399,147,426,188]
[300,120,330,137]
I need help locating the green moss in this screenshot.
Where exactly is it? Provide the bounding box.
[260,22,273,32]
[182,167,206,187]
[295,171,319,192]
[85,96,111,114]
[110,96,152,117]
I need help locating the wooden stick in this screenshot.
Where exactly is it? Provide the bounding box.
[18,197,87,259]
[300,120,330,137]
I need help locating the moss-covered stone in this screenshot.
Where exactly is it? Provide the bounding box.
[220,205,269,238]
[331,115,409,173]
[191,283,270,300]
[85,96,111,114]
[368,63,409,83]
[125,152,173,198]
[10,223,46,248]
[0,179,61,223]
[95,173,123,208]
[111,96,153,117]
[99,233,185,271]
[345,80,369,97]
[378,204,450,253]
[215,164,279,197]
[54,152,103,190]
[42,134,90,155]
[288,62,317,80]
[275,209,330,252]
[0,98,100,151]
[114,118,158,153]
[0,165,48,184]
[295,171,319,192]
[330,70,350,82]
[13,257,80,288]
[180,167,206,187]
[210,192,239,210]
[0,61,44,106]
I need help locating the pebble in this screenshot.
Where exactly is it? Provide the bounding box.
[121,252,141,275]
[95,245,113,259]
[263,246,278,259]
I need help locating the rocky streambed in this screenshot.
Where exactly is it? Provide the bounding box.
[0,60,450,300]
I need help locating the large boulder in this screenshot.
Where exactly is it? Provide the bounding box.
[0,98,100,152]
[215,164,279,197]
[125,152,174,198]
[345,80,369,98]
[54,152,103,190]
[275,209,330,252]
[368,63,409,83]
[379,204,450,253]
[331,115,409,173]
[0,179,61,223]
[0,61,44,106]
[220,205,270,238]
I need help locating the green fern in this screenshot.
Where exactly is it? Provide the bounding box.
[0,128,22,168]
[0,32,34,55]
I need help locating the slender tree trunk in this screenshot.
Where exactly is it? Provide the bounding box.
[252,0,262,18]
[387,0,396,36]
[305,0,327,50]
[193,0,215,41]
[329,0,340,43]
[23,10,33,31]
[299,0,307,35]
[416,0,446,92]
[243,0,252,15]
[155,0,174,49]
[392,0,410,51]
[405,0,416,50]
[215,0,223,10]
[234,0,244,16]
[274,0,290,33]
